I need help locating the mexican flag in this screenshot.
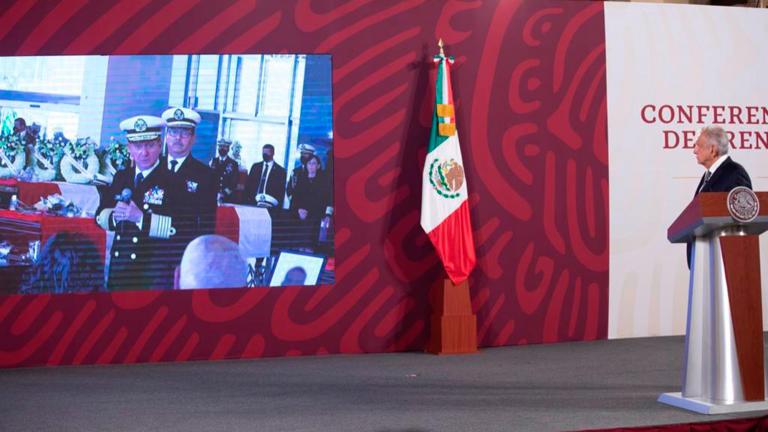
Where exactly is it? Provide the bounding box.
[420,53,476,285]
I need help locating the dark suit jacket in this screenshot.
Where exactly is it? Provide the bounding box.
[163,155,218,261]
[687,156,752,267]
[290,171,331,219]
[693,157,751,195]
[244,161,287,208]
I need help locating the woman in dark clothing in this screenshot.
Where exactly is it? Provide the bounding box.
[288,155,331,251]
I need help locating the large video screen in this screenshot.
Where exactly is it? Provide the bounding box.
[0,54,333,294]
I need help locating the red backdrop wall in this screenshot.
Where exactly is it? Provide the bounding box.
[0,0,608,367]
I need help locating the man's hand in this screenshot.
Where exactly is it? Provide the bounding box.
[114,201,143,223]
[298,208,308,220]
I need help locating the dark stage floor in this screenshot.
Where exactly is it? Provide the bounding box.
[1,335,767,432]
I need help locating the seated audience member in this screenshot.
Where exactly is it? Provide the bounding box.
[20,232,104,294]
[289,154,332,250]
[280,266,307,286]
[178,235,248,289]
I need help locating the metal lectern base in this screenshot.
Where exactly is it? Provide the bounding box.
[658,392,768,414]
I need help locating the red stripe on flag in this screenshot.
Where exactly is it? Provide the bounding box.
[427,200,476,284]
[215,206,240,244]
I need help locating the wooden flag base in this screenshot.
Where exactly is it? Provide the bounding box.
[426,278,478,354]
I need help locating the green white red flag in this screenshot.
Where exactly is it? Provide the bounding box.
[420,50,476,284]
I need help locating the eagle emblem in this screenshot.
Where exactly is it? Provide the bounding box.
[428,158,465,199]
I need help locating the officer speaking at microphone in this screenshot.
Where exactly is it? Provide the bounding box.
[96,115,177,291]
[161,107,217,273]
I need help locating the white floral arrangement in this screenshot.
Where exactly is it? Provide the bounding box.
[33,194,82,217]
[31,137,62,182]
[231,140,243,166]
[229,141,248,172]
[60,137,100,184]
[0,134,26,178]
[97,136,130,184]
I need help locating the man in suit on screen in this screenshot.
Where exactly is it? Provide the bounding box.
[244,143,287,209]
[686,125,752,267]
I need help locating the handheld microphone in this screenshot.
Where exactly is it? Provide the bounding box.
[114,188,132,204]
[113,188,132,235]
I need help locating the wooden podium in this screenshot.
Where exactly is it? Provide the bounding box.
[659,190,768,414]
[426,278,477,355]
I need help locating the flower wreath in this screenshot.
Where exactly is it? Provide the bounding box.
[32,137,62,181]
[96,137,130,184]
[60,137,100,184]
[106,137,130,173]
[0,134,26,178]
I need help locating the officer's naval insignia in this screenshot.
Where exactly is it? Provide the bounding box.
[428,158,464,199]
[225,164,233,174]
[144,186,165,205]
[186,180,198,192]
[727,186,759,223]
[174,109,185,120]
[134,118,147,132]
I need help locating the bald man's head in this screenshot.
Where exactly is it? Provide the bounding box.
[179,235,248,289]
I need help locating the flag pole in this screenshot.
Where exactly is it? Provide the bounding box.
[424,38,478,355]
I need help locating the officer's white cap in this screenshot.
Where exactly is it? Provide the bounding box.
[120,115,165,142]
[162,107,201,129]
[298,143,315,154]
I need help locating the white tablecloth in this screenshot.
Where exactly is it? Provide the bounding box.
[56,182,101,216]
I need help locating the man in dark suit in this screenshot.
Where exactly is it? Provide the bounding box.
[209,138,240,203]
[13,117,36,167]
[244,143,287,209]
[13,117,35,146]
[161,107,218,269]
[96,115,178,291]
[687,125,752,267]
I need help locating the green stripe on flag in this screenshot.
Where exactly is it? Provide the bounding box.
[436,58,444,105]
[427,58,449,153]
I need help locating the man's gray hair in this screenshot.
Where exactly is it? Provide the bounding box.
[699,126,729,157]
[179,235,248,289]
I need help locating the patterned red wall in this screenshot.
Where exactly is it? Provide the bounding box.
[0,0,608,367]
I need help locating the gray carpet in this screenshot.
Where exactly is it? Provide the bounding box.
[1,335,766,432]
